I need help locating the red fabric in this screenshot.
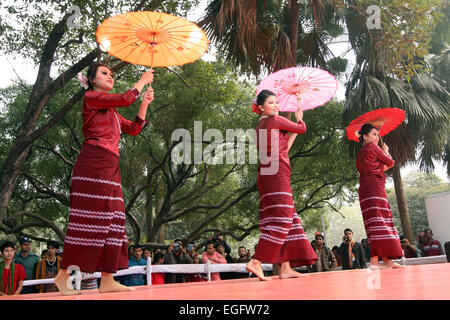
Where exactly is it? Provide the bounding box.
[1,263,26,295]
[253,115,317,267]
[356,143,394,176]
[61,143,129,273]
[357,143,402,259]
[422,240,443,256]
[151,273,165,285]
[82,88,147,156]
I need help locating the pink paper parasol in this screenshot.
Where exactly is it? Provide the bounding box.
[256,67,338,112]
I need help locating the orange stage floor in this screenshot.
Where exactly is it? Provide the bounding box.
[3,263,450,300]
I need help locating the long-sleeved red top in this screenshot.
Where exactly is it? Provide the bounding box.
[356,142,394,177]
[81,88,148,156]
[256,115,306,170]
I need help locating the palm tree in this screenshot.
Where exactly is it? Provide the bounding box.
[342,3,450,242]
[198,0,338,75]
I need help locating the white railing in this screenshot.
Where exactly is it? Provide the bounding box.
[21,255,447,289]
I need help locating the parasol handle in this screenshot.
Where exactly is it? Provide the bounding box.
[379,135,384,147]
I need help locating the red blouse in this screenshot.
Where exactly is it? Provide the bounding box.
[82,88,148,156]
[356,142,394,177]
[256,115,306,168]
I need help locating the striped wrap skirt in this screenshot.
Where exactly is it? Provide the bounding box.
[253,164,317,267]
[359,174,402,259]
[60,143,129,273]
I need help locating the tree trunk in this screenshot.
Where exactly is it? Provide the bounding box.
[392,165,415,243]
[288,0,300,66]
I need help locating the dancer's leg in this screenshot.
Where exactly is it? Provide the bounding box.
[98,272,135,293]
[279,261,308,279]
[54,269,81,296]
[246,258,271,281]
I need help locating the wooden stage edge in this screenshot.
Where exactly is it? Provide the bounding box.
[2,263,450,300]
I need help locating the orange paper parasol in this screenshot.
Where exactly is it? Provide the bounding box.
[96,11,209,68]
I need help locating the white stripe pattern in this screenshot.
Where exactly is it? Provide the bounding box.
[285,234,308,241]
[361,206,392,214]
[72,176,122,188]
[360,196,388,204]
[368,226,398,232]
[259,216,293,225]
[364,217,394,225]
[370,234,400,240]
[64,236,105,247]
[260,192,293,201]
[260,225,290,234]
[105,237,126,247]
[70,208,114,220]
[113,211,126,220]
[259,204,295,212]
[67,222,110,233]
[260,234,286,245]
[71,192,124,202]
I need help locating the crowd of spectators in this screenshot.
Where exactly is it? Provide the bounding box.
[0,228,446,295]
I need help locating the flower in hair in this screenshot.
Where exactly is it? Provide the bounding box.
[251,100,261,115]
[77,72,89,90]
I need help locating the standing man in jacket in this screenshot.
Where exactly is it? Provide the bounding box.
[338,229,367,270]
[308,234,336,272]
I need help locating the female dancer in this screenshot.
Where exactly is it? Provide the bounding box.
[54,63,155,295]
[356,124,403,269]
[246,90,318,281]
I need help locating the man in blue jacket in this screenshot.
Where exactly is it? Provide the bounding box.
[122,244,147,287]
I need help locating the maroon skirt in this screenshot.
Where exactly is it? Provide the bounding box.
[253,163,317,267]
[359,174,402,259]
[60,143,129,273]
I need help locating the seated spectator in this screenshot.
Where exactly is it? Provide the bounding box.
[338,229,366,270]
[206,235,231,254]
[35,241,62,293]
[187,243,197,259]
[217,242,234,280]
[122,244,147,287]
[41,249,48,260]
[361,238,371,263]
[308,234,336,273]
[142,247,152,261]
[332,246,342,267]
[163,240,193,283]
[234,246,250,263]
[186,254,205,283]
[14,237,39,294]
[421,229,444,257]
[128,244,135,259]
[202,241,227,281]
[217,242,234,264]
[416,232,426,256]
[151,252,165,285]
[400,235,420,258]
[1,241,26,296]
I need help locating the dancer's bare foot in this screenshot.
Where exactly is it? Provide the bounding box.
[99,273,135,293]
[279,262,308,279]
[369,257,389,269]
[382,259,404,269]
[54,270,81,296]
[246,259,271,281]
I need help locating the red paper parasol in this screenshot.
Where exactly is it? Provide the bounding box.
[346,108,406,142]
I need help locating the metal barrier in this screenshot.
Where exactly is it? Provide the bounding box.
[21,254,447,289]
